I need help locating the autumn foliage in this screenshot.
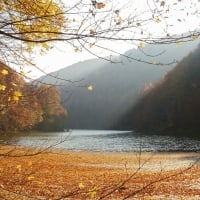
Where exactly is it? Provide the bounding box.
[34,84,67,131]
[0,147,200,199]
[132,44,200,134]
[0,62,67,132]
[0,0,65,54]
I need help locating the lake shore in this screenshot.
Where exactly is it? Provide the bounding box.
[1,145,200,199]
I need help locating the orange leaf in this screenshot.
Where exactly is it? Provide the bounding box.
[97,3,105,9]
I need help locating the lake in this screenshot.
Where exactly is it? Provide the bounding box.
[1,130,200,152]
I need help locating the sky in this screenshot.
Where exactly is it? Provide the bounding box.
[29,0,200,79]
[33,40,133,79]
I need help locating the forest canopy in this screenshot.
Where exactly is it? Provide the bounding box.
[131,45,200,134]
[0,62,67,132]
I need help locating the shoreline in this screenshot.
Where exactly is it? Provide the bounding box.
[1,144,200,156]
[1,145,200,199]
[1,145,200,172]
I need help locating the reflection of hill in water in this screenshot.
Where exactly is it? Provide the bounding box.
[38,40,199,130]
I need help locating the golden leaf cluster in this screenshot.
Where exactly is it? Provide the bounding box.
[3,0,65,53]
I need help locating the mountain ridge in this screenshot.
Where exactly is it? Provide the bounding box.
[37,40,199,130]
[129,44,200,135]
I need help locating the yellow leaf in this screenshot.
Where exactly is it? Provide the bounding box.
[42,43,49,50]
[20,70,25,76]
[13,91,22,102]
[16,165,22,172]
[74,47,79,52]
[50,9,55,15]
[79,182,85,189]
[154,18,161,23]
[191,35,198,40]
[14,91,22,97]
[151,60,157,65]
[139,42,145,48]
[89,29,95,35]
[97,3,105,9]
[13,96,20,102]
[176,41,183,46]
[160,1,165,6]
[0,85,6,91]
[116,16,123,25]
[0,168,3,172]
[89,186,98,198]
[87,85,93,91]
[89,43,95,48]
[1,69,8,75]
[27,175,34,181]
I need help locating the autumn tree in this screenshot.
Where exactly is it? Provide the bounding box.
[1,0,200,73]
[0,62,43,132]
[132,44,200,134]
[0,61,67,132]
[0,0,65,67]
[34,84,67,131]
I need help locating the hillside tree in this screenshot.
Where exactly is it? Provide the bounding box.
[0,62,43,131]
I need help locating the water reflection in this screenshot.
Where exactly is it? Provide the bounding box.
[0,130,200,152]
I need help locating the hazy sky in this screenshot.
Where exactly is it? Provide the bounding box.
[30,0,200,78]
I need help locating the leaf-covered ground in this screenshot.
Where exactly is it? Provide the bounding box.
[0,145,200,199]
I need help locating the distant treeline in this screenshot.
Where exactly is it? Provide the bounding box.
[119,44,200,135]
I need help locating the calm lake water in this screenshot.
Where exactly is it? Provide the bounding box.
[1,130,200,152]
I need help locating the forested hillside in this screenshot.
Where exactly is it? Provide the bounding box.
[131,44,200,134]
[0,62,67,132]
[39,40,199,130]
